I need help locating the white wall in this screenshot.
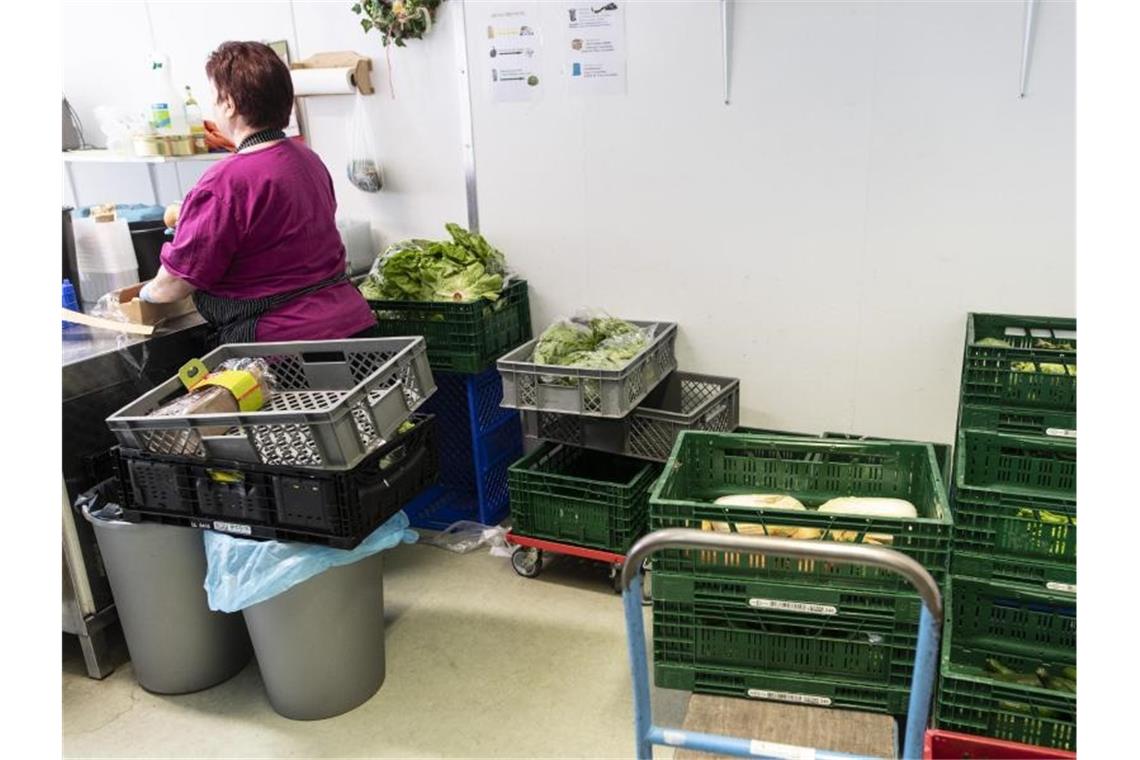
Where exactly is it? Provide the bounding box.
[465,0,1075,444]
[62,0,1075,444]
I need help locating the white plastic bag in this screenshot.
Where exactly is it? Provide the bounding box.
[346,93,383,192]
[421,521,512,557]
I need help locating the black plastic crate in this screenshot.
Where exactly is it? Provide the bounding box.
[114,414,439,548]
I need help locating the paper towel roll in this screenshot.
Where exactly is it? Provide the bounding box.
[291,67,357,96]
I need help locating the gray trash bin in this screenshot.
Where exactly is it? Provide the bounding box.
[242,552,386,720]
[85,508,252,694]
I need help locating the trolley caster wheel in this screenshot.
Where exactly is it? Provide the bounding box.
[640,558,653,606]
[610,564,624,594]
[511,546,543,578]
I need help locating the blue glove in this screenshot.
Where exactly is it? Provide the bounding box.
[138,282,157,303]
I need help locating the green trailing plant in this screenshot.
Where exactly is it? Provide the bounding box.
[351,0,445,47]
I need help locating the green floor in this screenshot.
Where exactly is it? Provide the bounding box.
[63,541,686,758]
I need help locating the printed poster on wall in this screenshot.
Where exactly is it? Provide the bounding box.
[484,7,544,102]
[563,2,626,95]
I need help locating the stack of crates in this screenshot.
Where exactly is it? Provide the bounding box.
[935,313,1077,752]
[366,281,534,529]
[649,430,952,714]
[498,320,743,582]
[104,338,439,548]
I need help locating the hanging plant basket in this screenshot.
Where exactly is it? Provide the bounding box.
[351,0,445,47]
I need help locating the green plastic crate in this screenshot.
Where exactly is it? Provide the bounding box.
[824,432,953,489]
[935,577,1076,752]
[650,432,952,589]
[956,430,1076,498]
[368,279,532,374]
[654,662,911,715]
[953,429,1076,583]
[952,488,1075,582]
[960,313,1076,413]
[508,442,659,554]
[951,551,1075,594]
[652,572,924,622]
[959,404,1076,438]
[652,572,922,688]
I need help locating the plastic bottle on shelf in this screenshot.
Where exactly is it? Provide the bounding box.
[146,53,189,137]
[184,86,207,153]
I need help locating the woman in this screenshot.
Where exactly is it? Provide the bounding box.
[141,41,378,344]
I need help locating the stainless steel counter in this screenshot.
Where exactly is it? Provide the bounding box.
[63,313,206,367]
[62,314,210,679]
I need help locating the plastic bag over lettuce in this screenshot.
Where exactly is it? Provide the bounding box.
[532,312,655,372]
[358,223,511,304]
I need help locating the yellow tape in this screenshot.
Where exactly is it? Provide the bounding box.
[198,370,265,412]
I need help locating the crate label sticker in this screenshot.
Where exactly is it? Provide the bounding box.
[213,521,252,536]
[1003,327,1028,337]
[662,730,686,747]
[749,598,837,616]
[749,740,816,760]
[1053,329,1078,341]
[1046,581,1077,594]
[1046,428,1077,439]
[747,689,831,707]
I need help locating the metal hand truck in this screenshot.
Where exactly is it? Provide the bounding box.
[619,529,944,760]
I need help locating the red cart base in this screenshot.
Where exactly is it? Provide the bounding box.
[505,531,650,600]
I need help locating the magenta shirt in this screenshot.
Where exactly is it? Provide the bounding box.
[160,140,376,342]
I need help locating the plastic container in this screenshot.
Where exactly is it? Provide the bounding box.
[652,575,921,687]
[649,432,952,589]
[338,218,375,276]
[404,367,521,529]
[508,442,659,554]
[956,429,1075,496]
[923,729,1076,759]
[368,280,533,374]
[80,497,252,694]
[184,86,207,153]
[958,403,1076,438]
[654,661,910,715]
[242,552,385,720]
[71,217,139,309]
[823,432,954,493]
[114,414,438,548]
[128,219,171,281]
[952,429,1075,585]
[497,320,678,418]
[935,577,1076,752]
[960,313,1076,412]
[147,52,189,137]
[106,337,435,469]
[522,372,740,462]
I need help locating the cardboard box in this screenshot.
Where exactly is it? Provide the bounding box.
[115,283,197,326]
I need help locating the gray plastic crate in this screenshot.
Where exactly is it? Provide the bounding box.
[106,338,435,470]
[497,320,678,418]
[522,372,739,461]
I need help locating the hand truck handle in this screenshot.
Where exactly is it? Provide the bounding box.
[620,528,943,760]
[621,527,942,620]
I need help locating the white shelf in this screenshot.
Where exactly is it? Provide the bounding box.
[62,149,228,165]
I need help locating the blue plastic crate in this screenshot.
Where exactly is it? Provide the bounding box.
[405,367,520,529]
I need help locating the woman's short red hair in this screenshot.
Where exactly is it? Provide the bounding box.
[205,41,293,130]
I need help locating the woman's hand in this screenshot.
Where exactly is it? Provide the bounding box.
[140,265,197,304]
